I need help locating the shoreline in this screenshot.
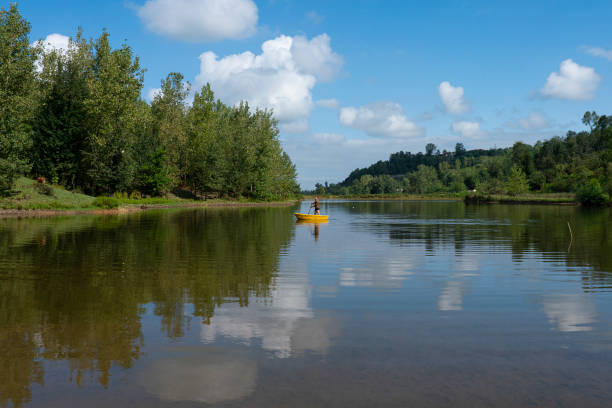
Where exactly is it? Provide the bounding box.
[0,200,298,219]
[303,193,580,205]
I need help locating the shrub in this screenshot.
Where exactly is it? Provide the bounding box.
[34,181,54,196]
[505,165,529,196]
[93,196,119,209]
[576,179,609,206]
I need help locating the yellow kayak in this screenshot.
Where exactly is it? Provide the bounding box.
[294,213,329,222]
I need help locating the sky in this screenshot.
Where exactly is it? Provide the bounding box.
[15,0,612,189]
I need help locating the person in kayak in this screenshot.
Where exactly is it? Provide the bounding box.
[311,196,320,215]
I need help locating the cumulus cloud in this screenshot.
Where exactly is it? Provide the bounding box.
[33,33,71,52]
[195,34,342,130]
[313,133,345,144]
[438,81,470,114]
[451,121,486,138]
[31,33,71,72]
[290,34,343,82]
[147,88,162,102]
[339,102,423,138]
[540,59,600,100]
[316,98,340,109]
[515,111,551,130]
[137,0,258,42]
[280,119,309,134]
[584,46,612,61]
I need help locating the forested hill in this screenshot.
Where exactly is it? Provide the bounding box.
[340,144,507,186]
[319,112,612,204]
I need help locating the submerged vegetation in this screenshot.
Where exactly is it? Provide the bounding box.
[312,114,612,206]
[0,4,299,204]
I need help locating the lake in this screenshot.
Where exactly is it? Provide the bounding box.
[1,200,612,407]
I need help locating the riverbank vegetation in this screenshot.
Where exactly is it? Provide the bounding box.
[310,113,612,206]
[0,4,299,205]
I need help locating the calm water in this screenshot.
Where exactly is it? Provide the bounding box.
[1,201,612,407]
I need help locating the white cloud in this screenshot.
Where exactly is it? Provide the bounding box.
[316,98,340,109]
[137,0,258,42]
[584,46,612,61]
[313,133,345,144]
[34,33,71,52]
[451,121,486,138]
[195,34,342,126]
[290,34,343,82]
[31,33,71,72]
[516,111,551,130]
[306,10,324,24]
[438,81,470,114]
[339,102,423,138]
[147,87,162,101]
[540,59,600,100]
[280,119,309,134]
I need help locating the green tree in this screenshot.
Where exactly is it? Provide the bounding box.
[410,165,441,193]
[151,72,189,186]
[81,31,144,194]
[505,165,529,196]
[425,143,437,156]
[136,148,170,196]
[32,45,90,188]
[0,4,37,194]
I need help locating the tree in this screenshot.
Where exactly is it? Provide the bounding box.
[425,143,437,156]
[81,31,145,194]
[32,45,90,188]
[151,72,189,185]
[582,111,598,131]
[505,165,529,196]
[410,165,441,193]
[0,4,37,194]
[136,148,170,196]
[455,143,466,157]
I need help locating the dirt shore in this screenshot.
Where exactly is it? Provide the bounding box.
[0,200,298,219]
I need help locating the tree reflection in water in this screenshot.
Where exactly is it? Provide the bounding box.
[0,207,294,407]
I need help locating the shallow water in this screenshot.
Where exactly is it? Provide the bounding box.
[1,201,612,407]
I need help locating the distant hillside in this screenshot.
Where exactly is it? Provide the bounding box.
[339,144,507,186]
[313,111,612,205]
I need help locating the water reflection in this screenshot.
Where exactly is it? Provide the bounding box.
[0,207,294,407]
[141,348,258,403]
[541,294,597,332]
[1,202,612,407]
[438,281,465,311]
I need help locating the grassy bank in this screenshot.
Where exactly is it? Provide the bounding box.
[463,192,577,205]
[302,192,463,201]
[0,177,297,217]
[302,191,582,205]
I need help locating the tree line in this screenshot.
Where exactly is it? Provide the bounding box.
[313,113,612,204]
[0,4,299,200]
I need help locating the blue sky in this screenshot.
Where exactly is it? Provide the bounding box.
[16,0,612,188]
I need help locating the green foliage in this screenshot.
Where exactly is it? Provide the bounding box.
[505,165,530,196]
[93,196,119,209]
[34,182,54,196]
[409,165,442,194]
[0,4,37,195]
[317,111,612,207]
[576,179,609,206]
[137,149,170,196]
[32,48,90,189]
[9,2,299,201]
